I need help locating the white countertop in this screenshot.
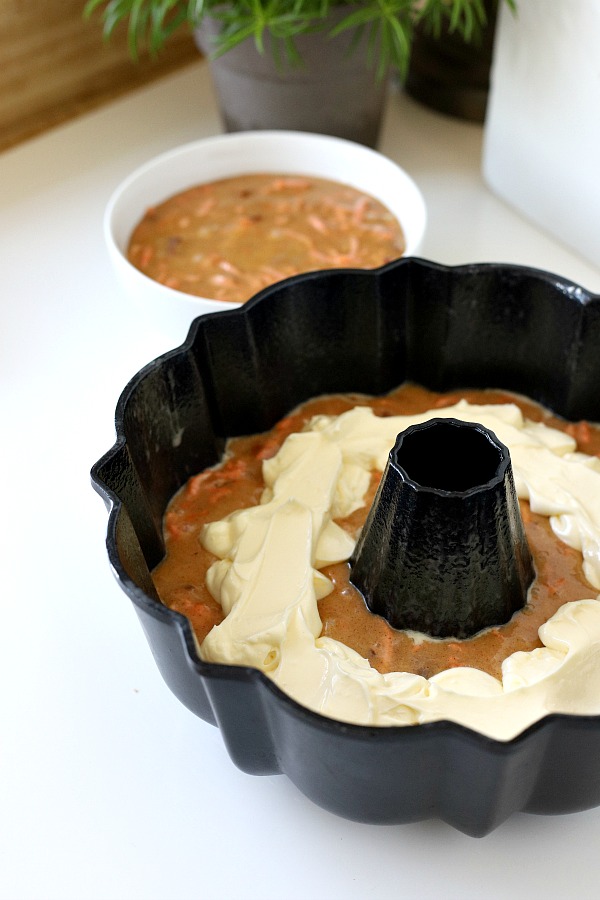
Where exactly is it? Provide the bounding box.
[2,60,600,900]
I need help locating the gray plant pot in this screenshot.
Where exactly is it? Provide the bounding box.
[195,14,388,148]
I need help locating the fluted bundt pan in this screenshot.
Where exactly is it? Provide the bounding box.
[91,258,600,837]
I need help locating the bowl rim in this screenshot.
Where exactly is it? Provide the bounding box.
[103,129,428,312]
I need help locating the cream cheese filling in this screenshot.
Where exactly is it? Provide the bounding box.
[199,401,600,740]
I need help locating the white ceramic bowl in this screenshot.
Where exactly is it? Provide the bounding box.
[105,131,427,342]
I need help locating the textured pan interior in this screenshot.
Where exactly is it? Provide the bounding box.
[92,257,600,836]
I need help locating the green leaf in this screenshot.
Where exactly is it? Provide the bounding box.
[83,0,515,70]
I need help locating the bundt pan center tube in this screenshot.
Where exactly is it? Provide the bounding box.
[91,258,600,837]
[351,418,535,638]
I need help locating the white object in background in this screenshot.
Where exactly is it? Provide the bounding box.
[482,0,600,269]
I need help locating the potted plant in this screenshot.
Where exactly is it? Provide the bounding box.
[85,0,513,146]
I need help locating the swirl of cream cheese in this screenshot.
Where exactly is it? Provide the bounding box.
[199,401,600,740]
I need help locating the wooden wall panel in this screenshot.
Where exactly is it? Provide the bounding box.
[0,0,198,152]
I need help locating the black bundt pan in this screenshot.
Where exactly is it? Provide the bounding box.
[91,258,600,837]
